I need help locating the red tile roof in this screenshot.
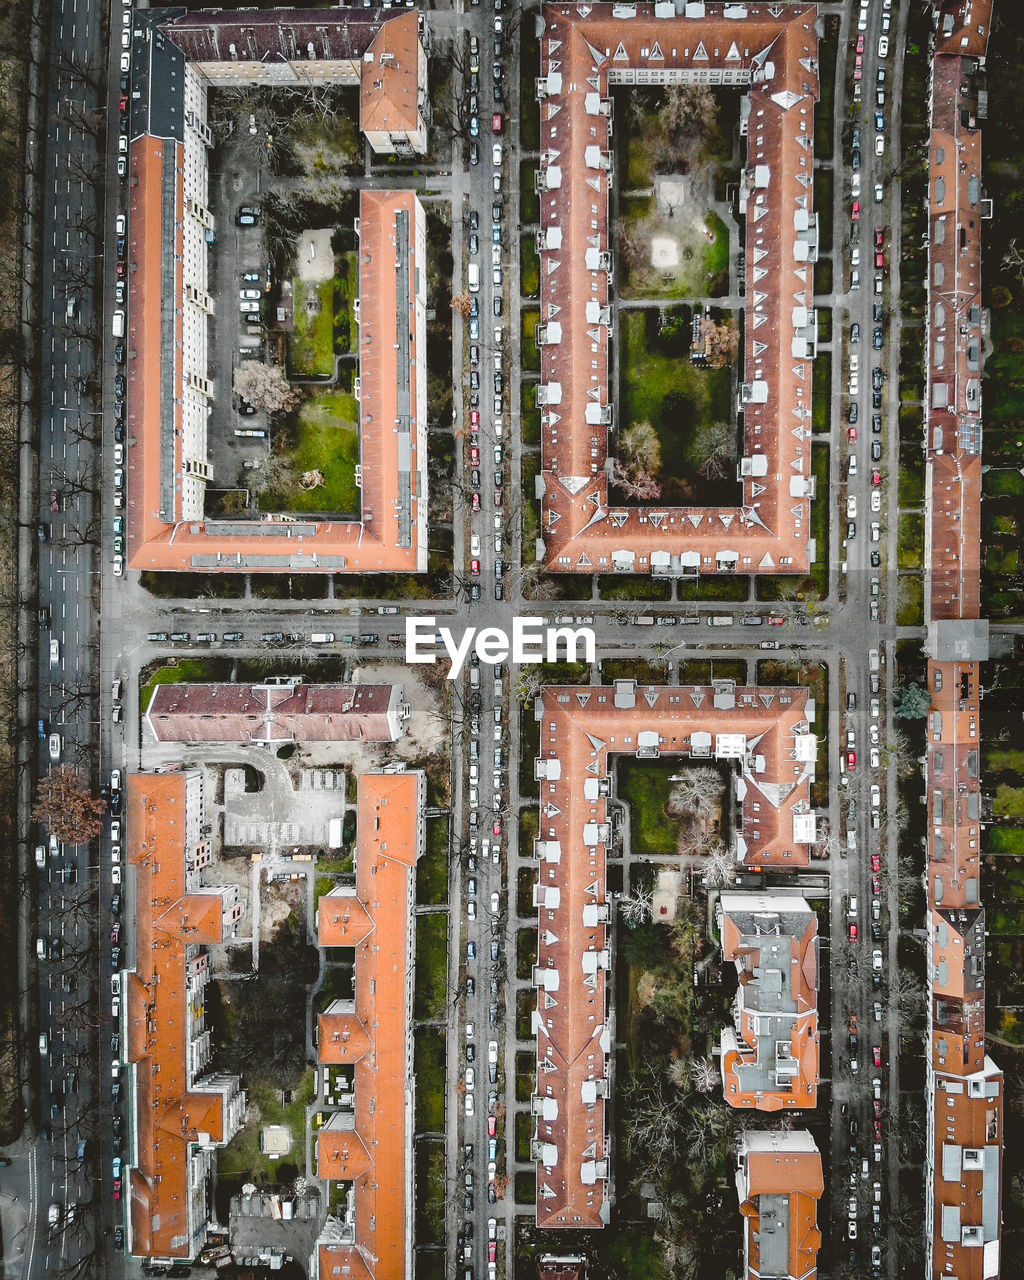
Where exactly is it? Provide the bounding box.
[124,772,245,1260]
[530,681,817,1226]
[314,772,424,1280]
[922,22,1002,1276]
[145,682,403,744]
[536,3,820,578]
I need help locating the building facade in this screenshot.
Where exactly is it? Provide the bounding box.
[314,771,425,1280]
[122,771,247,1260]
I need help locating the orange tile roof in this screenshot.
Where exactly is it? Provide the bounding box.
[125,772,244,1260]
[736,1131,823,1280]
[536,3,820,578]
[923,31,1001,1277]
[360,13,422,136]
[125,176,426,574]
[314,772,424,1280]
[530,682,817,1226]
[719,894,819,1111]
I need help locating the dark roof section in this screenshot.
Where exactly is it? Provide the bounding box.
[158,5,391,66]
[131,8,187,144]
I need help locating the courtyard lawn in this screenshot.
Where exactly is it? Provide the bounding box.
[619,208,731,300]
[260,392,359,517]
[618,309,733,493]
[616,757,683,855]
[290,279,337,377]
[217,1068,315,1181]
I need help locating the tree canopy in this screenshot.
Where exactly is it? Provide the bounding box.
[32,766,106,844]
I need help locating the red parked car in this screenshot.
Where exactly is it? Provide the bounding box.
[492,819,501,838]
[848,922,858,942]
[874,228,884,247]
[470,409,480,432]
[470,446,480,466]
[470,559,480,578]
[851,200,861,221]
[491,113,503,134]
[873,1045,882,1068]
[846,750,857,768]
[848,426,858,443]
[487,1114,496,1137]
[471,493,481,512]
[870,853,881,872]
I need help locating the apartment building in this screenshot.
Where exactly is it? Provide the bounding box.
[314,771,425,1280]
[145,680,409,744]
[124,15,427,573]
[735,1131,823,1280]
[718,893,819,1112]
[534,2,820,578]
[122,771,247,1260]
[529,680,818,1227]
[159,6,427,156]
[923,5,1002,1277]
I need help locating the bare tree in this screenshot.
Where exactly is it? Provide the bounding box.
[691,1057,719,1094]
[233,364,303,415]
[666,766,724,823]
[610,458,661,500]
[687,420,736,480]
[620,886,653,928]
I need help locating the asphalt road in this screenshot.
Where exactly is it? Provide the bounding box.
[24,0,113,1266]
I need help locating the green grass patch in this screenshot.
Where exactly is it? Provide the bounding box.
[414,914,448,1022]
[258,392,360,517]
[815,17,838,161]
[618,310,734,498]
[815,257,833,296]
[520,161,539,224]
[288,262,356,375]
[994,785,1024,819]
[522,380,541,447]
[417,817,449,907]
[897,512,924,570]
[514,1170,536,1205]
[515,1109,532,1162]
[601,659,669,684]
[984,468,1024,498]
[519,25,540,153]
[521,308,541,373]
[139,658,231,717]
[598,575,672,602]
[984,747,1024,775]
[521,233,540,297]
[218,1069,315,1181]
[516,987,534,1040]
[897,574,924,627]
[676,576,750,601]
[990,828,1024,854]
[414,1029,446,1133]
[516,927,537,982]
[816,170,833,254]
[616,757,683,855]
[899,442,925,507]
[988,906,1024,935]
[812,354,831,432]
[522,451,540,563]
[414,1140,445,1245]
